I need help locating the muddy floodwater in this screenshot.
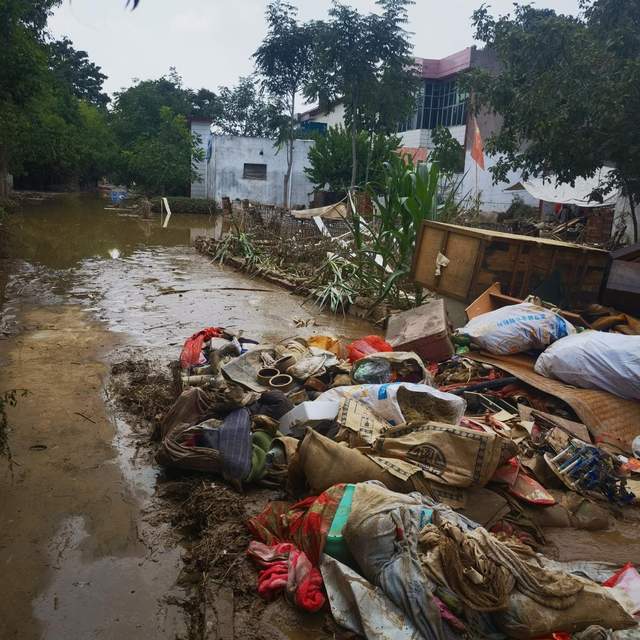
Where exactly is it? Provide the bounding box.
[0,194,369,640]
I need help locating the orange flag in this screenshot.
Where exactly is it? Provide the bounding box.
[470,114,485,170]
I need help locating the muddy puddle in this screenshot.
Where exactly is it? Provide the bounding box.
[0,194,369,640]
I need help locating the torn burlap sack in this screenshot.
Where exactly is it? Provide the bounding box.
[289,428,468,508]
[371,422,509,488]
[335,398,511,488]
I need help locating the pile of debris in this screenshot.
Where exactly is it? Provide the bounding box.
[152,295,640,639]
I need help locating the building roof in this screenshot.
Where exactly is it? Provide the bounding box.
[298,47,476,121]
[415,48,473,80]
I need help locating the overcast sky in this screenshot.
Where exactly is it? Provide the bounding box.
[50,0,582,101]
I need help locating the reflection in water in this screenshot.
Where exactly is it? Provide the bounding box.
[7,193,220,269]
[2,193,368,353]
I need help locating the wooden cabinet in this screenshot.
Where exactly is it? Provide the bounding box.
[412,221,608,307]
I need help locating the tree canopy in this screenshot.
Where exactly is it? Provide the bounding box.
[213,77,282,138]
[305,0,417,187]
[254,1,315,206]
[124,107,202,195]
[0,0,119,192]
[110,70,209,195]
[48,37,109,108]
[305,125,400,193]
[468,0,640,240]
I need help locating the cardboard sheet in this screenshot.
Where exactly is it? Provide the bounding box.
[467,352,640,442]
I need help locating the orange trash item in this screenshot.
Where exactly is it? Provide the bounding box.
[308,335,347,360]
[347,335,393,363]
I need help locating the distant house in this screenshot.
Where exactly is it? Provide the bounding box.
[299,46,538,213]
[190,128,315,208]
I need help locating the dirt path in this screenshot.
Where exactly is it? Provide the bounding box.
[0,304,185,639]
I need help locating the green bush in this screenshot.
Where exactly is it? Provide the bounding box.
[150,196,217,214]
[304,125,401,192]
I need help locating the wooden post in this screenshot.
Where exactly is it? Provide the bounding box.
[162,197,172,228]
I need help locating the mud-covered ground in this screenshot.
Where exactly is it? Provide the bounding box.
[107,357,345,640]
[0,194,368,640]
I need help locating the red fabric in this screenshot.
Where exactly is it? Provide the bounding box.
[247,541,295,566]
[347,336,393,363]
[247,485,345,565]
[248,542,326,612]
[258,564,289,599]
[180,327,224,369]
[470,114,485,170]
[295,566,325,612]
[246,490,345,613]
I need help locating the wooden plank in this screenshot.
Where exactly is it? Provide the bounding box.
[421,220,607,253]
[438,233,481,298]
[465,281,504,319]
[413,225,445,288]
[509,243,524,294]
[466,238,486,300]
[433,229,450,286]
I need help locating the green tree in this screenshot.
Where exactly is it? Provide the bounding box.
[189,88,220,121]
[468,1,640,241]
[111,70,192,143]
[430,126,465,176]
[214,76,282,138]
[0,0,61,195]
[76,101,119,186]
[124,106,202,195]
[111,70,220,194]
[305,125,400,192]
[254,1,315,207]
[305,0,417,188]
[48,37,109,108]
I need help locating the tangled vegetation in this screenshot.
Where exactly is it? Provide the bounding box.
[199,155,472,315]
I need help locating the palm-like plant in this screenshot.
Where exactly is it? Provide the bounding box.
[341,154,440,306]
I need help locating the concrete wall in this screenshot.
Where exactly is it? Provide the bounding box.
[461,108,537,212]
[461,151,538,212]
[207,135,315,207]
[190,120,211,198]
[613,196,636,244]
[400,124,466,149]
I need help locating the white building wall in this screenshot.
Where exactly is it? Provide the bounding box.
[461,151,538,212]
[613,196,636,244]
[400,124,466,150]
[207,135,315,208]
[190,121,211,199]
[303,103,346,129]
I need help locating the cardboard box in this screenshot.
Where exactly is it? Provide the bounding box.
[385,299,454,363]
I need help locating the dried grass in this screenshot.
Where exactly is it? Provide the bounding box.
[109,357,178,438]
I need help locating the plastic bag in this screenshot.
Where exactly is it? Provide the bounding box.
[351,358,393,384]
[347,335,393,363]
[351,352,431,385]
[459,303,575,355]
[534,331,640,401]
[180,326,224,369]
[604,563,640,616]
[317,382,466,426]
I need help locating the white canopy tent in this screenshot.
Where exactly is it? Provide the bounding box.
[506,167,620,208]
